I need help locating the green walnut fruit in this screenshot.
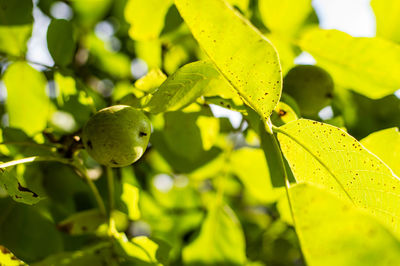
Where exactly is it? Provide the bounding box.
[82,105,151,167]
[283,65,334,116]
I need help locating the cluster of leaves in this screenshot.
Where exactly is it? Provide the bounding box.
[0,0,400,265]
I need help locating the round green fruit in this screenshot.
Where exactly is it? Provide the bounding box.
[82,105,151,167]
[283,65,334,116]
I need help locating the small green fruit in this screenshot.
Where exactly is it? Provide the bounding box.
[284,65,334,116]
[82,105,151,167]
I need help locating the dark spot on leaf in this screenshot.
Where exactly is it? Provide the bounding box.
[139,132,147,137]
[17,182,38,197]
[326,92,333,98]
[87,140,93,149]
[278,109,287,117]
[57,222,73,234]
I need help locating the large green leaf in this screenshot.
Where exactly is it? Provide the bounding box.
[47,19,76,66]
[0,169,43,205]
[71,0,112,27]
[182,203,246,265]
[175,0,282,123]
[290,183,400,266]
[3,62,50,136]
[124,0,173,40]
[361,128,400,177]
[119,183,140,220]
[258,0,312,35]
[0,0,33,56]
[146,61,233,113]
[371,0,400,43]
[0,199,63,263]
[299,28,400,99]
[277,119,400,238]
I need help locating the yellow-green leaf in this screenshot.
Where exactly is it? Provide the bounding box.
[0,245,26,266]
[182,204,246,265]
[277,119,400,238]
[0,0,33,56]
[3,62,50,136]
[258,0,312,35]
[125,0,173,41]
[120,183,140,220]
[147,61,232,113]
[175,0,282,122]
[361,128,400,177]
[299,28,400,99]
[371,0,400,43]
[230,147,283,202]
[290,183,400,266]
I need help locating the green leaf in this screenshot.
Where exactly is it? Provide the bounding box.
[84,34,131,79]
[0,169,43,205]
[146,61,233,113]
[175,0,282,122]
[0,245,26,266]
[230,147,283,202]
[71,0,112,27]
[0,0,33,56]
[124,0,173,40]
[277,119,400,238]
[3,62,50,136]
[47,19,76,66]
[114,234,169,265]
[57,209,128,235]
[361,127,400,176]
[182,204,246,265]
[258,0,312,35]
[135,69,167,93]
[162,108,219,161]
[371,0,400,43]
[299,28,400,99]
[0,199,63,262]
[290,183,400,266]
[120,183,140,220]
[32,242,118,266]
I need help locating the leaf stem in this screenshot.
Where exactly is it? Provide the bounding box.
[106,167,115,214]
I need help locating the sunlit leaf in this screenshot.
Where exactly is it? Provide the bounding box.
[147,61,232,113]
[258,0,312,35]
[3,62,50,136]
[125,0,173,40]
[71,0,112,27]
[120,183,140,220]
[299,28,400,99]
[182,204,246,265]
[114,234,169,265]
[175,0,282,123]
[277,119,400,238]
[361,127,400,176]
[0,245,26,266]
[47,19,76,66]
[0,0,33,56]
[135,69,167,93]
[230,147,283,203]
[371,0,400,43]
[290,183,400,266]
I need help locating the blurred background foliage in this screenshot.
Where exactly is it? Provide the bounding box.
[0,0,399,265]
